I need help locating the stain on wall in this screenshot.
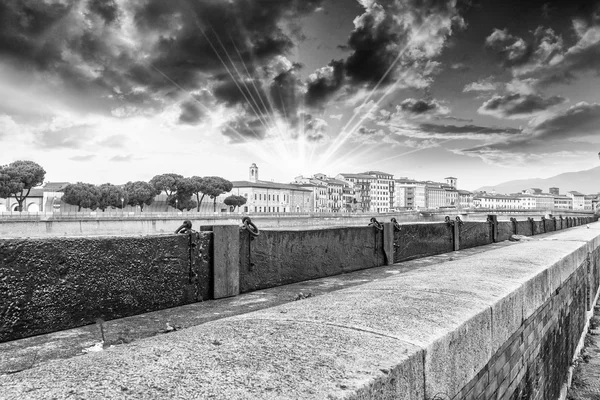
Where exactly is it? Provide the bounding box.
[0,233,212,342]
[393,223,453,263]
[459,222,492,249]
[239,227,386,293]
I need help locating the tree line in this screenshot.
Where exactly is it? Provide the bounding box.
[0,160,247,212]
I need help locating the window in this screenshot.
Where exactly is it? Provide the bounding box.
[254,194,257,200]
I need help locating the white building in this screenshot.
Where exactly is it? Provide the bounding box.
[474,194,520,209]
[363,171,394,212]
[226,164,313,213]
[567,191,585,210]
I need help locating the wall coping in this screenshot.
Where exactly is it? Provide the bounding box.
[1,223,600,399]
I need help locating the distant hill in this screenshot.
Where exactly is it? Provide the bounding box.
[477,166,600,195]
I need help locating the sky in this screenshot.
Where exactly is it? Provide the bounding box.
[0,0,599,191]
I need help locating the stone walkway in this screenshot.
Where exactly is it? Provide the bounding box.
[568,302,600,400]
[0,242,512,375]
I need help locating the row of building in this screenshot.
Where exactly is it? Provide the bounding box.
[473,188,598,211]
[2,164,598,214]
[221,164,470,213]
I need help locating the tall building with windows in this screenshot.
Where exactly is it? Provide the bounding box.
[362,171,394,212]
[336,173,375,212]
[394,178,426,210]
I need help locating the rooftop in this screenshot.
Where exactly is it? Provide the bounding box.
[232,180,312,191]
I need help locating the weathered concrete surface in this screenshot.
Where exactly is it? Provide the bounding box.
[459,221,492,249]
[0,233,212,342]
[239,227,386,293]
[1,244,510,376]
[393,222,453,262]
[497,221,514,241]
[1,224,599,399]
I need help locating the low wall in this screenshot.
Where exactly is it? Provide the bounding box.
[0,210,595,238]
[239,227,386,293]
[2,215,595,342]
[0,233,213,342]
[2,223,599,399]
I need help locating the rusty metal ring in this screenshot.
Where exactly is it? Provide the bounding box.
[175,220,192,234]
[242,217,260,237]
[390,217,401,232]
[369,217,384,231]
[455,216,463,227]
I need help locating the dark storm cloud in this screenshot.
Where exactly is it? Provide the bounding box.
[271,68,303,125]
[344,0,463,85]
[484,6,600,87]
[457,102,600,163]
[88,0,119,24]
[399,98,439,114]
[358,126,377,135]
[530,102,600,139]
[305,60,345,108]
[221,115,267,143]
[213,78,271,116]
[478,93,566,119]
[133,0,323,89]
[0,0,322,125]
[178,100,206,125]
[417,123,522,136]
[485,28,533,67]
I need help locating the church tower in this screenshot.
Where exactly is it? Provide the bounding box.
[445,177,457,189]
[249,163,259,183]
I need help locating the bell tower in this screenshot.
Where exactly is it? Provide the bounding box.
[445,177,457,189]
[249,163,259,183]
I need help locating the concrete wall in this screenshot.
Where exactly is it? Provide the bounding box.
[2,215,595,343]
[239,227,387,293]
[2,223,599,399]
[0,233,212,342]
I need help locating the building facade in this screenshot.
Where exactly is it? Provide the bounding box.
[363,171,394,212]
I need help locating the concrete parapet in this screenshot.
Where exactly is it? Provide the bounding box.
[2,223,599,399]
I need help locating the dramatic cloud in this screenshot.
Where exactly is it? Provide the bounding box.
[485,28,532,67]
[303,115,329,142]
[0,0,324,139]
[478,93,566,119]
[221,114,267,143]
[485,19,600,87]
[457,102,600,165]
[463,78,499,92]
[305,60,345,108]
[179,100,207,125]
[397,98,449,115]
[344,0,463,85]
[529,102,600,140]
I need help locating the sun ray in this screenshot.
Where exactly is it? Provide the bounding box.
[147,62,273,164]
[320,16,440,165]
[210,28,276,133]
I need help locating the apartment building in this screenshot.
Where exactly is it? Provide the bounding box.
[336,173,375,212]
[473,194,520,209]
[394,178,426,210]
[426,184,447,209]
[554,195,573,210]
[363,171,394,212]
[567,191,585,210]
[457,190,473,209]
